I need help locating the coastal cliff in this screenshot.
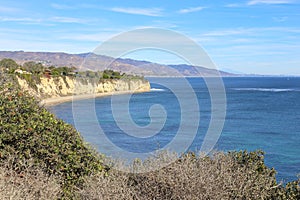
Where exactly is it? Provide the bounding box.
[16,76,151,100]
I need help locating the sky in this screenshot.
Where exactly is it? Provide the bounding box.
[0,0,299,75]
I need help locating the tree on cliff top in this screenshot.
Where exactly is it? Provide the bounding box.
[0,58,19,73]
[22,61,44,75]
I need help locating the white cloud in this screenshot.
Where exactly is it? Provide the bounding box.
[201,29,251,37]
[247,0,293,5]
[51,3,76,10]
[110,7,163,17]
[0,17,42,23]
[201,27,300,37]
[0,6,19,13]
[50,3,103,10]
[0,16,93,25]
[224,4,244,7]
[178,6,205,14]
[50,17,88,24]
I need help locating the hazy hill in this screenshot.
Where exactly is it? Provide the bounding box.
[0,51,235,77]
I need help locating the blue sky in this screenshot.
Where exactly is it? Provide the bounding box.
[0,0,299,75]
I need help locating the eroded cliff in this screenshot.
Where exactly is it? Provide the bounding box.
[16,76,150,99]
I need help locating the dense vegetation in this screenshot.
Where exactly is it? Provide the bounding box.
[79,151,300,199]
[0,73,105,198]
[0,58,142,81]
[0,58,145,98]
[0,58,74,76]
[0,58,299,199]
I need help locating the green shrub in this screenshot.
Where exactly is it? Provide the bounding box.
[23,61,44,75]
[0,58,19,73]
[102,70,123,79]
[102,73,110,79]
[0,77,105,197]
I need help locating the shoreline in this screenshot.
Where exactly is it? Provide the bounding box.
[40,90,149,107]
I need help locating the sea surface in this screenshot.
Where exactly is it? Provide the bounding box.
[49,77,300,182]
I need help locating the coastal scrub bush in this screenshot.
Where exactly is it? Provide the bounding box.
[0,58,19,73]
[22,61,44,75]
[102,69,122,79]
[78,151,300,200]
[0,74,105,197]
[0,155,62,199]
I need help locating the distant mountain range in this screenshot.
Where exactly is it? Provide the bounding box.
[0,51,237,77]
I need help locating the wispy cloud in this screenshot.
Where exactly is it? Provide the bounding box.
[201,27,300,37]
[202,29,251,37]
[51,3,76,10]
[0,6,20,13]
[224,3,244,8]
[110,7,163,17]
[0,16,93,25]
[51,3,104,10]
[0,17,42,23]
[178,6,205,14]
[50,17,88,24]
[247,0,293,5]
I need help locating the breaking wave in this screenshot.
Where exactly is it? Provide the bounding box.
[150,88,165,92]
[232,88,298,92]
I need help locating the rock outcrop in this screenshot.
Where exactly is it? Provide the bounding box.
[16,76,150,99]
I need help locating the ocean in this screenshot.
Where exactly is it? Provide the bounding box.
[49,77,300,182]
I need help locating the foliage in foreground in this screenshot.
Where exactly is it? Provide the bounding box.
[0,74,105,197]
[78,151,300,200]
[0,156,61,200]
[1,150,298,200]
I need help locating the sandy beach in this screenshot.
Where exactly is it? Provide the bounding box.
[39,90,145,106]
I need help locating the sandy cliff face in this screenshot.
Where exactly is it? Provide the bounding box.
[17,76,150,99]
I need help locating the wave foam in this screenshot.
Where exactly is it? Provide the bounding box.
[232,88,297,92]
[150,88,165,92]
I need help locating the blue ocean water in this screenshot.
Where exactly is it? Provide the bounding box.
[49,77,300,182]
